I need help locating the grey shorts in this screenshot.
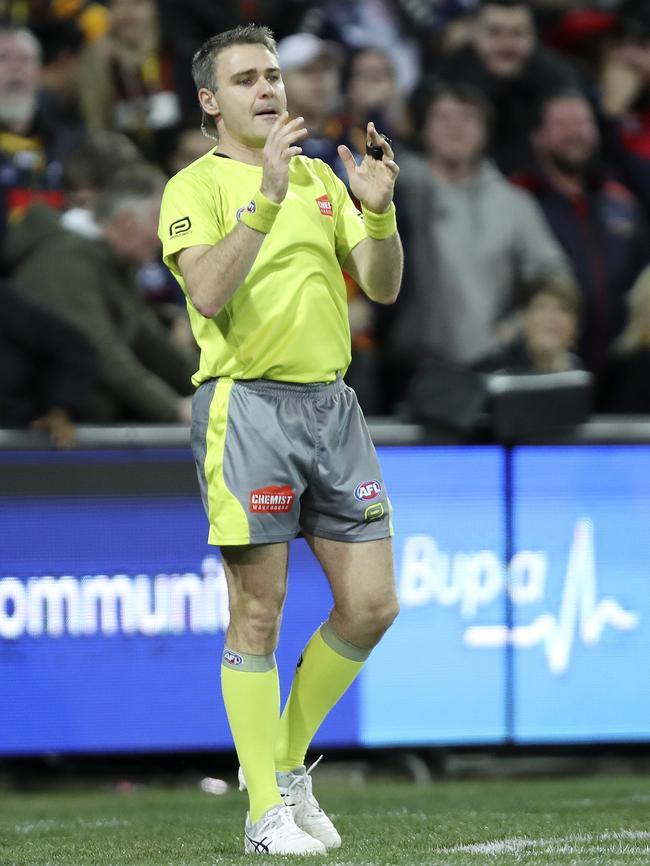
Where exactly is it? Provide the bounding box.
[190,376,392,546]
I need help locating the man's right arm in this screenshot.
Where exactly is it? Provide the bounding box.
[177,223,267,319]
[174,112,307,319]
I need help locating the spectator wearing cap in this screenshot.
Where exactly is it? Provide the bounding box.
[382,83,569,411]
[514,89,649,372]
[434,0,578,173]
[277,32,360,183]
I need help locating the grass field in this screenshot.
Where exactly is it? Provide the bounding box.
[2,772,650,866]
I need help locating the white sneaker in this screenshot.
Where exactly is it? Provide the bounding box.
[239,757,342,850]
[244,804,326,855]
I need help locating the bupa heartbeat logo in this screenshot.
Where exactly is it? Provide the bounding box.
[399,519,639,675]
[463,519,639,674]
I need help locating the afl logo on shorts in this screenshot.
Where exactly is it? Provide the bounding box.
[223,650,243,666]
[354,480,382,501]
[169,216,191,237]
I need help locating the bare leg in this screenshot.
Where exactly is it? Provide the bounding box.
[219,542,289,822]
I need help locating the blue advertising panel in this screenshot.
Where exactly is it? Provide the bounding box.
[361,447,507,746]
[0,453,356,755]
[510,446,650,742]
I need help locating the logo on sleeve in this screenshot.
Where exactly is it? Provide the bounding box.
[169,216,191,237]
[354,480,382,501]
[250,484,295,513]
[236,200,257,221]
[316,194,333,217]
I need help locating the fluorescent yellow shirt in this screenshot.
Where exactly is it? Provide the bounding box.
[159,151,368,385]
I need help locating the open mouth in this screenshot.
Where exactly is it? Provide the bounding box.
[255,109,278,118]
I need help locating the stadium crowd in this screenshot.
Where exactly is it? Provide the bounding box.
[3,0,650,444]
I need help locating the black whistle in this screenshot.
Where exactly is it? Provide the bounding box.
[366,134,391,160]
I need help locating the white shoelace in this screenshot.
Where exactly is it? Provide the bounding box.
[284,755,324,811]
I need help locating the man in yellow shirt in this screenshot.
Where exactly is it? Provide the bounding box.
[159,24,402,856]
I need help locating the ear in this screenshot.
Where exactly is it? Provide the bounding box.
[198,87,220,119]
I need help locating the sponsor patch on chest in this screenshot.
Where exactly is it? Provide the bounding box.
[316,194,333,216]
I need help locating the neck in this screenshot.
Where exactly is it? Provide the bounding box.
[215,126,264,166]
[540,157,585,198]
[427,155,479,185]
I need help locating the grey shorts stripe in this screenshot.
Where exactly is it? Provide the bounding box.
[191,377,392,546]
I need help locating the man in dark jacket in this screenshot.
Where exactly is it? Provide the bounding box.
[514,89,649,371]
[6,165,195,423]
[435,0,578,173]
[0,281,97,446]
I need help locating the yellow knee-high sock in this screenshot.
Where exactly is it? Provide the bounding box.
[221,649,282,823]
[275,621,370,772]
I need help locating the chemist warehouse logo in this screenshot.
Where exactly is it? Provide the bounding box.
[250,485,295,513]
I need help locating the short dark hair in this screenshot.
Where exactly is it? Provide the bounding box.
[192,24,277,92]
[532,87,591,130]
[425,82,493,128]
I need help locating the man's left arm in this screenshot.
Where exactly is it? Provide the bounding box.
[338,122,403,305]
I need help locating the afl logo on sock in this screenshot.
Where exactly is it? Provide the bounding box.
[354,480,382,501]
[223,650,243,666]
[169,216,191,237]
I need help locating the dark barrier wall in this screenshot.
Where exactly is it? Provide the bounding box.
[1,423,649,755]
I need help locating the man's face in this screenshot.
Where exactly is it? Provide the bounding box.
[346,49,396,115]
[474,5,535,78]
[282,55,338,121]
[0,31,40,124]
[534,97,599,174]
[203,43,287,146]
[423,96,486,164]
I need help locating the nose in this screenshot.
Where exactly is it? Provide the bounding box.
[257,76,275,97]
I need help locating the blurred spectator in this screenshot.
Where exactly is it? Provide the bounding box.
[434,0,578,172]
[277,33,358,183]
[342,46,410,146]
[32,18,86,150]
[597,0,650,220]
[0,1,111,42]
[474,271,583,373]
[60,130,143,238]
[79,0,181,163]
[6,164,195,423]
[164,126,213,176]
[599,265,650,413]
[384,83,568,410]
[0,25,68,269]
[514,89,649,371]
[0,279,97,446]
[297,0,436,95]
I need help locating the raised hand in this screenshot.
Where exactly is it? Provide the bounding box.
[337,121,399,214]
[261,112,308,203]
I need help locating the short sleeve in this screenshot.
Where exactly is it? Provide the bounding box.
[158,167,224,277]
[321,166,368,265]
